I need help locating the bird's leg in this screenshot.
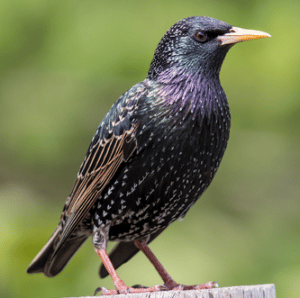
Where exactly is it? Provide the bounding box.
[94,248,127,295]
[134,240,218,291]
[134,240,178,289]
[94,248,167,295]
[93,228,165,295]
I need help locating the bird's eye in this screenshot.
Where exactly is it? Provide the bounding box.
[194,31,207,42]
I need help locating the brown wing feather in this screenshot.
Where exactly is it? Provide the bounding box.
[54,129,137,255]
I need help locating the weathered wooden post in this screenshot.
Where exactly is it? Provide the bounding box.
[71,284,276,298]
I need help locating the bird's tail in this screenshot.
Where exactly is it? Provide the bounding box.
[27,226,89,277]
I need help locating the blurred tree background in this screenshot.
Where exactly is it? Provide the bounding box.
[1,0,299,297]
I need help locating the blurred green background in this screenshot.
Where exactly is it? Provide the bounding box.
[1,0,299,297]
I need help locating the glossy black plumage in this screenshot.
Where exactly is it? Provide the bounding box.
[27,16,270,283]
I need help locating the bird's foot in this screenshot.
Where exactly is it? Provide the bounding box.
[95,285,167,295]
[132,240,218,292]
[95,276,218,295]
[164,279,219,291]
[95,281,217,295]
[94,279,167,295]
[179,281,219,290]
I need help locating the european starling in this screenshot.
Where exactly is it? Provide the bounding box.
[27,16,270,294]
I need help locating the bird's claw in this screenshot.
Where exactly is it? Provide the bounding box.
[162,280,218,291]
[95,281,218,295]
[181,281,219,290]
[132,284,167,290]
[94,287,116,296]
[95,284,168,296]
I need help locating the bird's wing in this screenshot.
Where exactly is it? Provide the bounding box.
[54,84,147,255]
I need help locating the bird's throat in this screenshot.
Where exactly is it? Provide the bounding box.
[154,67,229,121]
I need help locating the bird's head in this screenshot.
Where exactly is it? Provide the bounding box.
[148,16,270,81]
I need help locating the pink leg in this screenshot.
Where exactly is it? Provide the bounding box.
[94,248,166,295]
[134,240,218,291]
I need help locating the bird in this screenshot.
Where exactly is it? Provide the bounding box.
[27,16,270,295]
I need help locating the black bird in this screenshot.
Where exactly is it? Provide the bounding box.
[27,16,270,294]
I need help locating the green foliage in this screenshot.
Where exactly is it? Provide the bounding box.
[1,1,299,297]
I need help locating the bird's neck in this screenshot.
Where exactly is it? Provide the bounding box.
[151,67,229,120]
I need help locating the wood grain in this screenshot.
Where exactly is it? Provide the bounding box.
[71,283,275,298]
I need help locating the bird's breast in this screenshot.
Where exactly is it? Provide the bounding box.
[93,80,230,241]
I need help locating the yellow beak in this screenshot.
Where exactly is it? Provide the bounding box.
[217,26,271,46]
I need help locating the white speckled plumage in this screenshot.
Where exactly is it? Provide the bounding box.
[26,16,270,285]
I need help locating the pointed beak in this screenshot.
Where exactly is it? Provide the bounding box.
[217,27,271,46]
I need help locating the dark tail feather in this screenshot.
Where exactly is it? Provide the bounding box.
[99,228,165,278]
[27,226,89,277]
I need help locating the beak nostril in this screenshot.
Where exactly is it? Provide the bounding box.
[218,27,271,45]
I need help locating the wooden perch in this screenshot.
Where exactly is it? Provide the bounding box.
[72,284,275,298]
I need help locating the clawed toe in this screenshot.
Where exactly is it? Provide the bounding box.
[94,284,168,296]
[95,281,218,295]
[94,287,118,296]
[163,280,218,291]
[182,281,219,290]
